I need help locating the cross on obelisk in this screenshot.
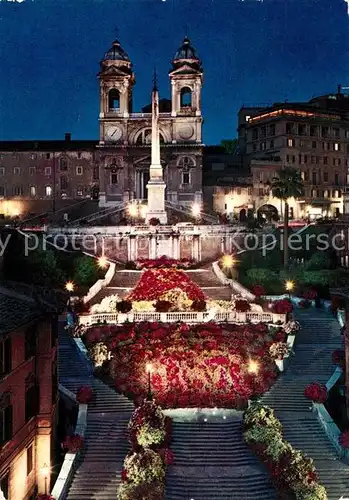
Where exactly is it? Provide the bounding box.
[145,70,167,224]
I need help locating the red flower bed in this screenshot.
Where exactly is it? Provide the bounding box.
[252,285,266,297]
[76,386,93,404]
[84,322,279,409]
[304,382,327,403]
[127,268,206,301]
[272,299,293,314]
[136,256,195,270]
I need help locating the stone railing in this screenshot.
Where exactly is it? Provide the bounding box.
[212,261,256,301]
[311,308,347,461]
[51,384,88,500]
[78,309,286,326]
[83,262,116,304]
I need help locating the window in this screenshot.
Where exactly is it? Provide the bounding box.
[334,190,340,198]
[60,176,68,190]
[111,173,118,185]
[0,167,3,176]
[324,190,329,198]
[27,445,33,475]
[260,141,266,151]
[312,172,317,184]
[286,155,290,163]
[29,166,36,175]
[321,127,329,138]
[333,128,340,138]
[0,338,11,377]
[286,123,294,134]
[93,166,99,181]
[77,187,83,196]
[287,138,295,147]
[77,152,82,159]
[301,171,305,180]
[345,130,349,139]
[310,126,317,136]
[335,173,340,186]
[311,189,317,197]
[46,153,51,159]
[334,143,340,151]
[178,156,196,169]
[45,167,51,176]
[76,166,83,176]
[182,171,190,185]
[25,325,37,360]
[298,124,306,136]
[324,172,329,182]
[260,126,267,138]
[13,185,23,196]
[312,141,317,149]
[269,139,274,149]
[25,374,39,422]
[245,115,250,122]
[299,140,305,147]
[323,156,328,165]
[30,186,36,197]
[59,158,68,171]
[311,156,316,164]
[269,124,276,136]
[30,153,37,160]
[292,155,296,163]
[108,88,120,111]
[13,166,20,175]
[303,171,309,182]
[45,186,52,197]
[180,87,192,108]
[304,155,308,164]
[0,392,13,446]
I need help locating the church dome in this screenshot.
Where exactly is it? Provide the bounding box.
[173,37,199,62]
[103,40,130,62]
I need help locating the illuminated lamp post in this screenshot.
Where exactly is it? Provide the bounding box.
[191,203,201,219]
[128,203,138,221]
[285,280,294,299]
[65,281,75,306]
[146,363,153,401]
[40,463,50,494]
[221,254,236,279]
[97,255,108,269]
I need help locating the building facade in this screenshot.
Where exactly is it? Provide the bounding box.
[238,91,349,220]
[97,37,203,207]
[0,283,62,499]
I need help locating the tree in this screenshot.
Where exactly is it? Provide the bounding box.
[220,139,238,154]
[271,167,304,269]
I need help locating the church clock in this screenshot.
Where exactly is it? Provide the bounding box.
[105,125,123,142]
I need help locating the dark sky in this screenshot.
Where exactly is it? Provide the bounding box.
[0,0,348,144]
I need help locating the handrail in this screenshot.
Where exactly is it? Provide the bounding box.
[83,262,116,304]
[51,384,88,500]
[212,260,256,301]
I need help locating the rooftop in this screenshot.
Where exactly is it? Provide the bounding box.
[0,281,66,336]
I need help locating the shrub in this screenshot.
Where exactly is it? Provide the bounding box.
[154,300,172,313]
[117,300,132,313]
[284,320,301,335]
[269,342,289,360]
[191,299,206,312]
[128,401,167,449]
[148,218,160,226]
[246,268,278,284]
[273,299,293,314]
[76,386,93,404]
[304,383,327,403]
[117,479,164,500]
[305,252,332,271]
[251,284,266,297]
[234,299,251,312]
[123,449,165,485]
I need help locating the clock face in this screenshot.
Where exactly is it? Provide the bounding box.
[105,125,122,141]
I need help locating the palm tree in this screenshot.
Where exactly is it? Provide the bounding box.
[271,167,304,269]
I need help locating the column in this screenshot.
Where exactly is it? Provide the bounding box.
[173,237,180,259]
[169,236,173,258]
[127,237,132,261]
[149,236,157,259]
[221,235,225,254]
[130,236,137,261]
[192,235,200,261]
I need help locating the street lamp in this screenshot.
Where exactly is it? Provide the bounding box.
[128,203,138,219]
[221,254,235,269]
[97,255,108,269]
[146,363,153,401]
[248,359,259,374]
[40,463,49,494]
[285,280,294,298]
[65,281,75,306]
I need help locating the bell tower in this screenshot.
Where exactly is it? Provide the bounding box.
[98,39,135,144]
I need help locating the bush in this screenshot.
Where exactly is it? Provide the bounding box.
[191,299,206,312]
[246,268,278,284]
[128,401,167,449]
[117,300,132,313]
[155,300,172,313]
[234,299,251,312]
[149,218,160,226]
[123,449,165,485]
[305,252,332,271]
[304,383,327,403]
[89,342,108,367]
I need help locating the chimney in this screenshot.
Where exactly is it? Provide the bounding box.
[65,133,71,142]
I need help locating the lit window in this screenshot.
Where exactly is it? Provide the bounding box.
[14,186,23,196]
[287,138,295,147]
[245,115,250,122]
[59,158,68,171]
[76,166,83,176]
[30,186,36,197]
[0,168,4,176]
[13,166,20,175]
[45,186,52,196]
[334,143,340,151]
[30,153,36,160]
[45,167,51,176]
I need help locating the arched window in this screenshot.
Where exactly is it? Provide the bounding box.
[59,157,68,171]
[180,87,192,108]
[60,175,68,190]
[135,129,165,145]
[109,89,120,111]
[45,186,52,197]
[178,156,195,169]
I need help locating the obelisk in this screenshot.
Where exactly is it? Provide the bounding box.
[145,73,167,224]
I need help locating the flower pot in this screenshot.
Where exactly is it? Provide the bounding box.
[275,359,284,372]
[286,334,295,349]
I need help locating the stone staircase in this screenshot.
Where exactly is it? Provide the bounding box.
[58,323,134,500]
[88,270,141,305]
[165,416,276,500]
[261,309,349,499]
[185,266,232,301]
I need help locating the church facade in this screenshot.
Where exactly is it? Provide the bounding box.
[97,37,204,208]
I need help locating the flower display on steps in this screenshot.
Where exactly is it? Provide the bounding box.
[273,299,293,314]
[118,400,173,500]
[90,294,120,313]
[339,430,349,448]
[284,320,301,335]
[127,268,206,302]
[269,342,290,360]
[251,284,266,297]
[76,385,93,404]
[304,383,327,404]
[243,403,328,500]
[84,321,280,408]
[135,256,195,270]
[62,434,84,453]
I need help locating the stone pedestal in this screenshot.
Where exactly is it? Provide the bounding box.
[145,180,167,224]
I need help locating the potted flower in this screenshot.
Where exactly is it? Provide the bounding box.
[155,300,172,313]
[76,385,93,404]
[251,284,266,299]
[284,320,300,348]
[149,217,160,226]
[191,299,206,312]
[273,299,293,314]
[304,382,327,409]
[62,434,84,453]
[332,349,345,368]
[116,300,132,318]
[269,342,289,372]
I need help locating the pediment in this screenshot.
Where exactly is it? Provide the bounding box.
[99,66,130,77]
[134,155,166,167]
[169,65,202,76]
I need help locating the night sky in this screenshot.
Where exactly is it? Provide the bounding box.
[0,0,348,144]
